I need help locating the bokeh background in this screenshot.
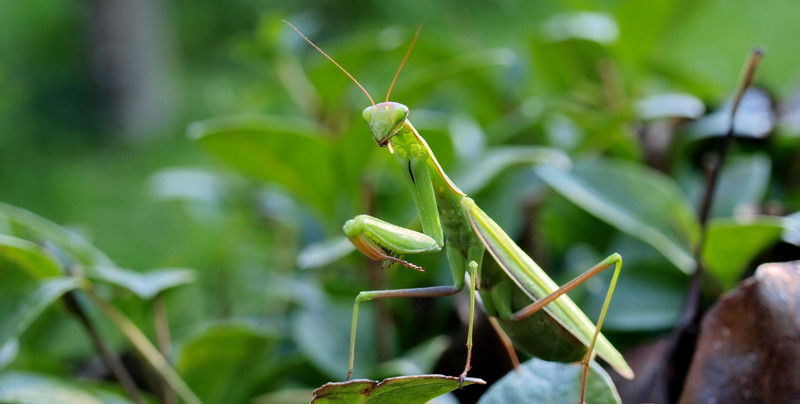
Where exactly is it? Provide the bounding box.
[2,0,800,402]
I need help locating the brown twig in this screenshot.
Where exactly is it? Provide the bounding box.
[62,291,144,404]
[666,47,764,402]
[153,293,176,404]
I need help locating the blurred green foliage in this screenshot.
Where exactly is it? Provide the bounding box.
[1,0,800,402]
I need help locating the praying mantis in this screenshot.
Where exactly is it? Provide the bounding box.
[285,22,634,401]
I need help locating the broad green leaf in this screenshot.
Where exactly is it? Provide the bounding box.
[398,48,517,106]
[296,236,355,269]
[189,114,339,218]
[614,0,691,67]
[0,371,131,404]
[0,235,62,278]
[477,358,620,404]
[688,89,774,139]
[148,167,223,204]
[0,339,19,369]
[680,154,771,220]
[0,203,112,266]
[292,300,378,379]
[654,0,800,98]
[583,236,688,331]
[83,266,195,299]
[176,322,279,404]
[783,211,800,246]
[705,154,771,219]
[376,336,450,378]
[252,388,316,404]
[537,159,699,274]
[528,37,610,97]
[449,114,486,161]
[541,12,619,44]
[311,375,485,404]
[0,277,84,349]
[703,217,785,289]
[635,93,705,120]
[454,146,570,194]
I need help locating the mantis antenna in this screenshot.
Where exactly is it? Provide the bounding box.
[283,20,376,107]
[385,24,423,104]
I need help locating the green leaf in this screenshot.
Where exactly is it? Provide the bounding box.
[454,146,570,194]
[688,89,774,140]
[176,321,279,404]
[0,235,62,278]
[311,374,485,404]
[83,266,195,299]
[0,203,113,266]
[614,0,689,67]
[0,371,131,404]
[703,217,785,289]
[189,114,340,219]
[477,358,620,404]
[653,0,800,98]
[635,93,705,120]
[680,154,771,220]
[252,388,316,404]
[292,300,378,379]
[297,236,355,269]
[148,167,223,204]
[783,211,800,246]
[376,336,450,378]
[537,159,699,274]
[0,277,84,351]
[584,236,688,331]
[703,154,771,219]
[541,12,619,44]
[0,339,19,370]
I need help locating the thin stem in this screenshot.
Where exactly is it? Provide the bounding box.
[695,47,764,234]
[62,291,143,404]
[153,294,176,404]
[667,47,764,402]
[86,289,201,404]
[688,47,764,315]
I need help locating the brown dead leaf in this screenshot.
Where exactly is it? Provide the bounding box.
[679,261,800,403]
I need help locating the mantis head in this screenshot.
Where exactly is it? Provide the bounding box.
[362,102,409,146]
[284,21,421,147]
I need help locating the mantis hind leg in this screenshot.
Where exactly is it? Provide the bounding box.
[579,255,622,403]
[508,254,622,404]
[486,316,521,371]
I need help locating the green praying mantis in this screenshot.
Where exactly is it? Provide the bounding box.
[285,22,634,401]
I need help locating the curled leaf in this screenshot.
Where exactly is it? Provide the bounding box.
[312,374,485,404]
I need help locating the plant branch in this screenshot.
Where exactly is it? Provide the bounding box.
[153,293,176,404]
[666,47,764,402]
[62,290,144,404]
[85,289,201,404]
[695,47,765,234]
